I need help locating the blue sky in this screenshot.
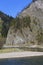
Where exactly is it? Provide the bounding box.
[0,0,32,17]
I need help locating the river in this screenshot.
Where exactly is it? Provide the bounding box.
[0,56,43,65]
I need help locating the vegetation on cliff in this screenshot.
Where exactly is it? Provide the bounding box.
[0,11,43,49]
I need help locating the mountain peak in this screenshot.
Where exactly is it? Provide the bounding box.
[32,0,37,2]
[32,0,43,2]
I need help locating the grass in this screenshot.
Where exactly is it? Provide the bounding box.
[0,48,23,53]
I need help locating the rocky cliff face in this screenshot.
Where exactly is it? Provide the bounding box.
[19,0,43,18]
[5,0,43,48]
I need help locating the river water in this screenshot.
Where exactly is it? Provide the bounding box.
[0,56,43,65]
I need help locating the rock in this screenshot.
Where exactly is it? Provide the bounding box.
[5,0,43,47]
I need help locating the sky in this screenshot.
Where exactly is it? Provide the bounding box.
[0,0,32,17]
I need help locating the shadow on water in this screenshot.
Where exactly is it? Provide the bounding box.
[0,56,43,65]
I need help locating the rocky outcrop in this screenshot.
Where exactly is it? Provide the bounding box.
[5,0,43,47]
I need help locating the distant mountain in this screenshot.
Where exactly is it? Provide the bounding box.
[0,11,14,48]
[0,11,13,22]
[0,11,14,37]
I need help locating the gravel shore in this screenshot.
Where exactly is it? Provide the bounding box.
[0,51,43,59]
